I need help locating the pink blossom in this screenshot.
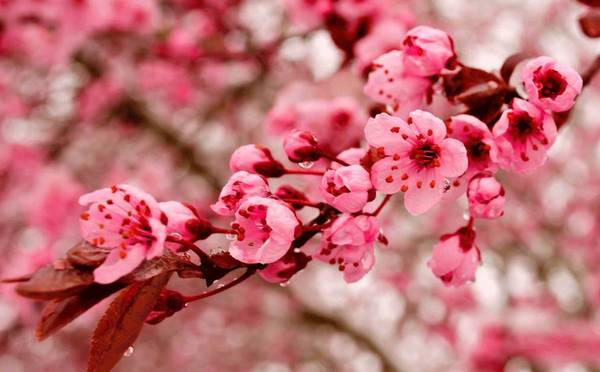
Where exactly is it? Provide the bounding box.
[229,197,300,264]
[402,26,455,77]
[333,147,367,169]
[364,51,432,117]
[265,103,299,135]
[79,184,167,284]
[354,18,407,76]
[467,173,505,219]
[521,56,582,113]
[211,171,270,216]
[229,145,284,177]
[320,165,372,213]
[283,129,321,163]
[365,111,468,215]
[159,201,201,242]
[493,98,557,174]
[258,250,311,284]
[427,224,480,286]
[281,0,331,31]
[314,214,379,283]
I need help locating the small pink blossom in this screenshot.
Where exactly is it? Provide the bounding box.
[402,26,455,77]
[427,224,480,286]
[229,197,300,264]
[521,56,582,113]
[159,201,201,241]
[211,171,270,216]
[365,111,468,215]
[354,18,407,75]
[258,250,311,284]
[467,173,505,219]
[314,214,379,283]
[229,144,284,177]
[493,98,557,174]
[320,165,372,213]
[283,129,321,163]
[364,51,432,117]
[79,184,167,284]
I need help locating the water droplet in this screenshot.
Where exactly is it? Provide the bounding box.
[462,212,470,221]
[299,161,314,169]
[293,248,301,253]
[379,228,385,235]
[217,283,225,288]
[279,281,290,287]
[124,346,134,357]
[225,233,237,241]
[184,303,189,308]
[170,233,182,241]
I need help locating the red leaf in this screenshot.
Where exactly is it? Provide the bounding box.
[120,251,196,283]
[577,0,600,7]
[500,53,531,83]
[443,66,502,100]
[87,272,171,372]
[580,10,600,37]
[36,283,125,341]
[16,266,94,300]
[67,241,109,268]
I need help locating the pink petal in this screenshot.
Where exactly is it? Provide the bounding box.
[364,113,413,155]
[438,138,468,178]
[403,170,443,215]
[427,236,463,277]
[370,157,406,194]
[409,110,447,142]
[93,244,146,284]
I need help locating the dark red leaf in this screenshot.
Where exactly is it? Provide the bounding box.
[443,66,502,100]
[579,10,600,37]
[577,0,600,8]
[120,251,195,283]
[1,273,33,283]
[16,266,94,300]
[36,283,125,341]
[87,272,171,372]
[500,53,531,83]
[209,252,241,270]
[66,241,109,269]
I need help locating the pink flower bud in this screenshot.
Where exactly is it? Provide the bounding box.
[427,224,481,286]
[521,56,582,113]
[314,214,379,283]
[283,129,321,163]
[159,201,200,241]
[320,165,372,213]
[258,250,310,284]
[467,173,505,219]
[229,144,285,178]
[211,171,270,216]
[229,196,300,264]
[402,26,455,77]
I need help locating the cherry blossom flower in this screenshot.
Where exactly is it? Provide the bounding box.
[427,223,480,286]
[79,184,167,284]
[283,129,321,163]
[521,56,583,113]
[314,214,379,283]
[211,171,270,216]
[467,173,505,219]
[159,201,203,242]
[229,197,300,264]
[319,165,372,213]
[258,250,311,284]
[229,145,284,177]
[354,18,408,75]
[365,110,468,215]
[493,98,557,174]
[402,26,455,77]
[364,51,432,117]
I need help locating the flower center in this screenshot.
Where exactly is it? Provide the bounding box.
[534,68,567,99]
[468,140,490,161]
[409,142,441,168]
[507,111,538,139]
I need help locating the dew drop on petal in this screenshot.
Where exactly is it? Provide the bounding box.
[170,233,182,241]
[279,281,290,287]
[462,212,470,221]
[225,233,237,241]
[293,248,301,253]
[299,161,314,169]
[124,346,134,357]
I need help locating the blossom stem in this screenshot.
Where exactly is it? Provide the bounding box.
[302,222,333,232]
[320,152,350,166]
[369,195,392,216]
[211,226,237,235]
[182,268,255,303]
[166,235,212,263]
[284,168,325,176]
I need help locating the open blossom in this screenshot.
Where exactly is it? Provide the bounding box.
[493,98,557,174]
[402,26,455,77]
[229,144,284,177]
[521,56,582,113]
[211,171,270,216]
[79,184,167,284]
[283,130,321,163]
[314,214,379,283]
[366,111,468,215]
[258,250,311,284]
[467,173,505,219]
[229,197,299,264]
[364,51,432,117]
[320,165,372,213]
[427,224,480,286]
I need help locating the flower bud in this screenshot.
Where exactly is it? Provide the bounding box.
[467,173,505,219]
[402,26,455,77]
[229,144,285,178]
[283,129,321,163]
